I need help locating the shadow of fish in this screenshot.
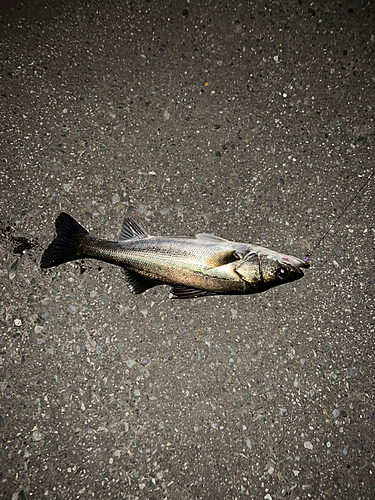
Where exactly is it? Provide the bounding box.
[40,213,309,299]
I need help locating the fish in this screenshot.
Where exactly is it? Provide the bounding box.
[40,212,309,299]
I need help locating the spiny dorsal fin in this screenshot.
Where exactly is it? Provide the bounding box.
[119,218,148,241]
[122,269,163,294]
[195,233,230,243]
[169,285,218,299]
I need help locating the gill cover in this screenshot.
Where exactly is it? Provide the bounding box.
[234,252,262,285]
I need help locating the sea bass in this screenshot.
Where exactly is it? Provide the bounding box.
[40,212,309,299]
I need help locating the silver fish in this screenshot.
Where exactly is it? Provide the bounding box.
[40,212,309,299]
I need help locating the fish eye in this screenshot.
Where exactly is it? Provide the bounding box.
[277,267,289,280]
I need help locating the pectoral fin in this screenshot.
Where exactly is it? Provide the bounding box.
[122,269,163,294]
[205,249,242,268]
[169,285,218,299]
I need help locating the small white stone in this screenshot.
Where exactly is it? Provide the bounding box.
[304,441,313,450]
[112,193,120,204]
[32,430,42,442]
[14,318,22,327]
[231,309,238,318]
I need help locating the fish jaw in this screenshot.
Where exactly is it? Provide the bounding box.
[281,254,310,272]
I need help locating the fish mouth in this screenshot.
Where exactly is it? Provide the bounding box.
[282,255,310,274]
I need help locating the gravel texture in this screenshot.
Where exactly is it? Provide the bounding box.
[1,1,374,499]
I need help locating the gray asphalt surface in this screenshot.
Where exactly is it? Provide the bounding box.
[1,1,374,499]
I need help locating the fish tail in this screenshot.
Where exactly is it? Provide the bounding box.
[40,212,89,268]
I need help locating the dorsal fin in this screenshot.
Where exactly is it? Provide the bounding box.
[119,218,148,241]
[195,233,230,243]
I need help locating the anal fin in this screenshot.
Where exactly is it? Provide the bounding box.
[122,269,163,294]
[169,285,218,299]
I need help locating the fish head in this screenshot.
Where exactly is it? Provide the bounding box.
[235,246,309,292]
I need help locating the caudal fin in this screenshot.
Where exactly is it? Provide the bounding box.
[40,212,89,268]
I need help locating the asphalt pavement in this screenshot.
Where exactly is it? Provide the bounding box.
[1,0,374,499]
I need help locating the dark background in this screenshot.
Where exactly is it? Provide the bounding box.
[1,1,374,498]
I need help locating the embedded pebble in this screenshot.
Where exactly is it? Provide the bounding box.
[14,318,22,326]
[38,312,51,322]
[112,193,120,204]
[32,430,42,442]
[67,305,78,314]
[278,408,289,417]
[304,441,313,450]
[139,367,150,378]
